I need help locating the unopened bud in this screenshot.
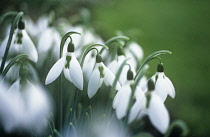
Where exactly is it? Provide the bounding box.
[67,42,75,52]
[18,20,25,30]
[127,69,133,80]
[117,46,125,56]
[157,63,164,72]
[96,54,102,63]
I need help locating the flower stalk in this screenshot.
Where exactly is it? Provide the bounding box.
[0,11,24,74]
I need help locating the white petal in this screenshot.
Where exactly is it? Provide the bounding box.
[165,76,175,98]
[116,85,131,119]
[83,55,95,81]
[69,54,83,90]
[113,90,123,109]
[107,59,118,74]
[125,50,137,69]
[103,64,121,90]
[22,30,38,62]
[64,68,71,82]
[88,65,103,98]
[137,111,146,120]
[148,92,169,134]
[155,73,171,102]
[128,89,146,123]
[8,80,20,93]
[45,57,65,85]
[128,42,144,61]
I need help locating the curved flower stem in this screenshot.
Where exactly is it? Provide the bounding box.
[99,36,129,54]
[164,120,189,137]
[80,43,108,67]
[133,50,172,91]
[2,54,28,77]
[58,31,80,132]
[134,50,172,80]
[59,31,81,58]
[0,11,19,25]
[0,11,24,74]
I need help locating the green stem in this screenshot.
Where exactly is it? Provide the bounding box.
[99,36,129,54]
[133,50,172,91]
[0,12,24,74]
[58,31,80,132]
[134,50,172,80]
[2,54,28,77]
[80,44,109,68]
[0,11,19,25]
[80,44,108,67]
[59,31,81,58]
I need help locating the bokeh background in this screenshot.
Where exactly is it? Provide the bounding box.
[1,0,210,136]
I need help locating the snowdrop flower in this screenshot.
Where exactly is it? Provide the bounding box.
[88,53,121,98]
[0,20,38,62]
[108,47,136,85]
[0,77,51,133]
[143,63,175,102]
[128,87,146,123]
[147,91,169,134]
[0,59,38,82]
[113,69,134,119]
[45,41,83,90]
[129,79,169,134]
[125,42,143,69]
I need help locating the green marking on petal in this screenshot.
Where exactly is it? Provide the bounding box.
[98,66,104,78]
[16,32,23,44]
[146,93,151,109]
[65,55,72,69]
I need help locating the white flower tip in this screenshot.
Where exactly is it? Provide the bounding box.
[115,82,121,90]
[45,78,51,85]
[77,82,83,90]
[116,112,123,120]
[128,116,133,124]
[88,91,94,98]
[69,54,84,90]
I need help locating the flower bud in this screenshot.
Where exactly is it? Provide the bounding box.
[157,63,164,72]
[18,20,25,30]
[67,42,75,52]
[127,69,133,80]
[96,54,102,63]
[19,65,28,78]
[117,46,125,56]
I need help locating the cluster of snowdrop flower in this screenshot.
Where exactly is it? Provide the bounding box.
[0,11,177,137]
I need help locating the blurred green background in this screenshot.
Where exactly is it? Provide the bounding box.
[92,1,210,137]
[1,0,210,136]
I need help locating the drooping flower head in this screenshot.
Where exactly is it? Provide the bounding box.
[45,40,83,90]
[113,68,135,119]
[129,79,170,134]
[0,20,38,63]
[142,63,175,102]
[88,53,121,98]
